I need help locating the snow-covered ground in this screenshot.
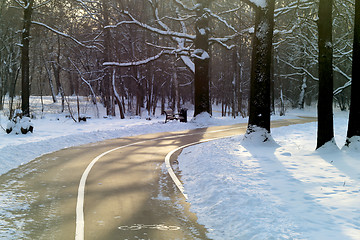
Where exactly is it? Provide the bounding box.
[178,111,360,240]
[1,96,358,239]
[0,96,254,176]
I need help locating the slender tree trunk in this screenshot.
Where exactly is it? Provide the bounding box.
[112,69,125,119]
[346,0,360,145]
[43,55,57,103]
[194,0,211,116]
[280,87,285,116]
[9,67,20,119]
[136,79,144,116]
[21,0,34,116]
[247,0,275,134]
[316,0,335,149]
[173,62,180,113]
[298,75,307,109]
[270,46,275,115]
[161,91,165,114]
[52,37,65,112]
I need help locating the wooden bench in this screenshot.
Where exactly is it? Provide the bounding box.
[163,109,187,123]
[163,110,178,123]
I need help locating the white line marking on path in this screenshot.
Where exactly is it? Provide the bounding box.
[75,140,146,240]
[75,125,245,240]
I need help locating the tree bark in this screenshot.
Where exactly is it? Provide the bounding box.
[21,0,34,117]
[112,69,125,119]
[194,0,212,116]
[298,75,307,109]
[102,1,115,117]
[247,0,275,134]
[52,37,65,112]
[316,0,335,149]
[346,0,360,144]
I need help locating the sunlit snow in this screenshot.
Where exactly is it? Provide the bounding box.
[1,97,359,239]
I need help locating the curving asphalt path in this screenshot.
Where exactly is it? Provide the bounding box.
[0,117,316,240]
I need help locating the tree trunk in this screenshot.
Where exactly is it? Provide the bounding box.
[136,80,144,116]
[247,0,275,134]
[52,37,65,112]
[112,69,125,119]
[161,91,165,114]
[298,75,307,109]
[316,0,335,149]
[346,0,360,145]
[102,1,115,117]
[173,62,180,113]
[270,46,275,115]
[43,55,57,103]
[21,0,34,117]
[194,0,211,116]
[9,67,20,119]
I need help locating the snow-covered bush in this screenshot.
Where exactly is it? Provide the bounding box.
[6,109,34,135]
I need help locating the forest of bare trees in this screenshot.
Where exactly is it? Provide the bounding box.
[0,0,358,143]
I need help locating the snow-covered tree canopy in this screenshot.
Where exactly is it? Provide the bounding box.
[0,0,356,118]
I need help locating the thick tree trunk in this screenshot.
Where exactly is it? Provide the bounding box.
[346,0,360,144]
[316,0,335,149]
[21,0,34,117]
[247,0,275,134]
[194,0,211,116]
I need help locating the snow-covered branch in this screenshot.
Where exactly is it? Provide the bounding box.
[173,0,195,11]
[210,38,236,50]
[13,0,25,8]
[274,24,297,35]
[33,0,52,10]
[32,21,102,52]
[103,51,167,67]
[333,65,352,96]
[146,42,191,55]
[105,11,195,41]
[148,0,195,73]
[68,58,98,105]
[274,0,315,18]
[278,57,319,82]
[209,27,252,48]
[333,65,352,82]
[209,10,238,33]
[191,49,210,60]
[333,80,352,96]
[74,0,100,23]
